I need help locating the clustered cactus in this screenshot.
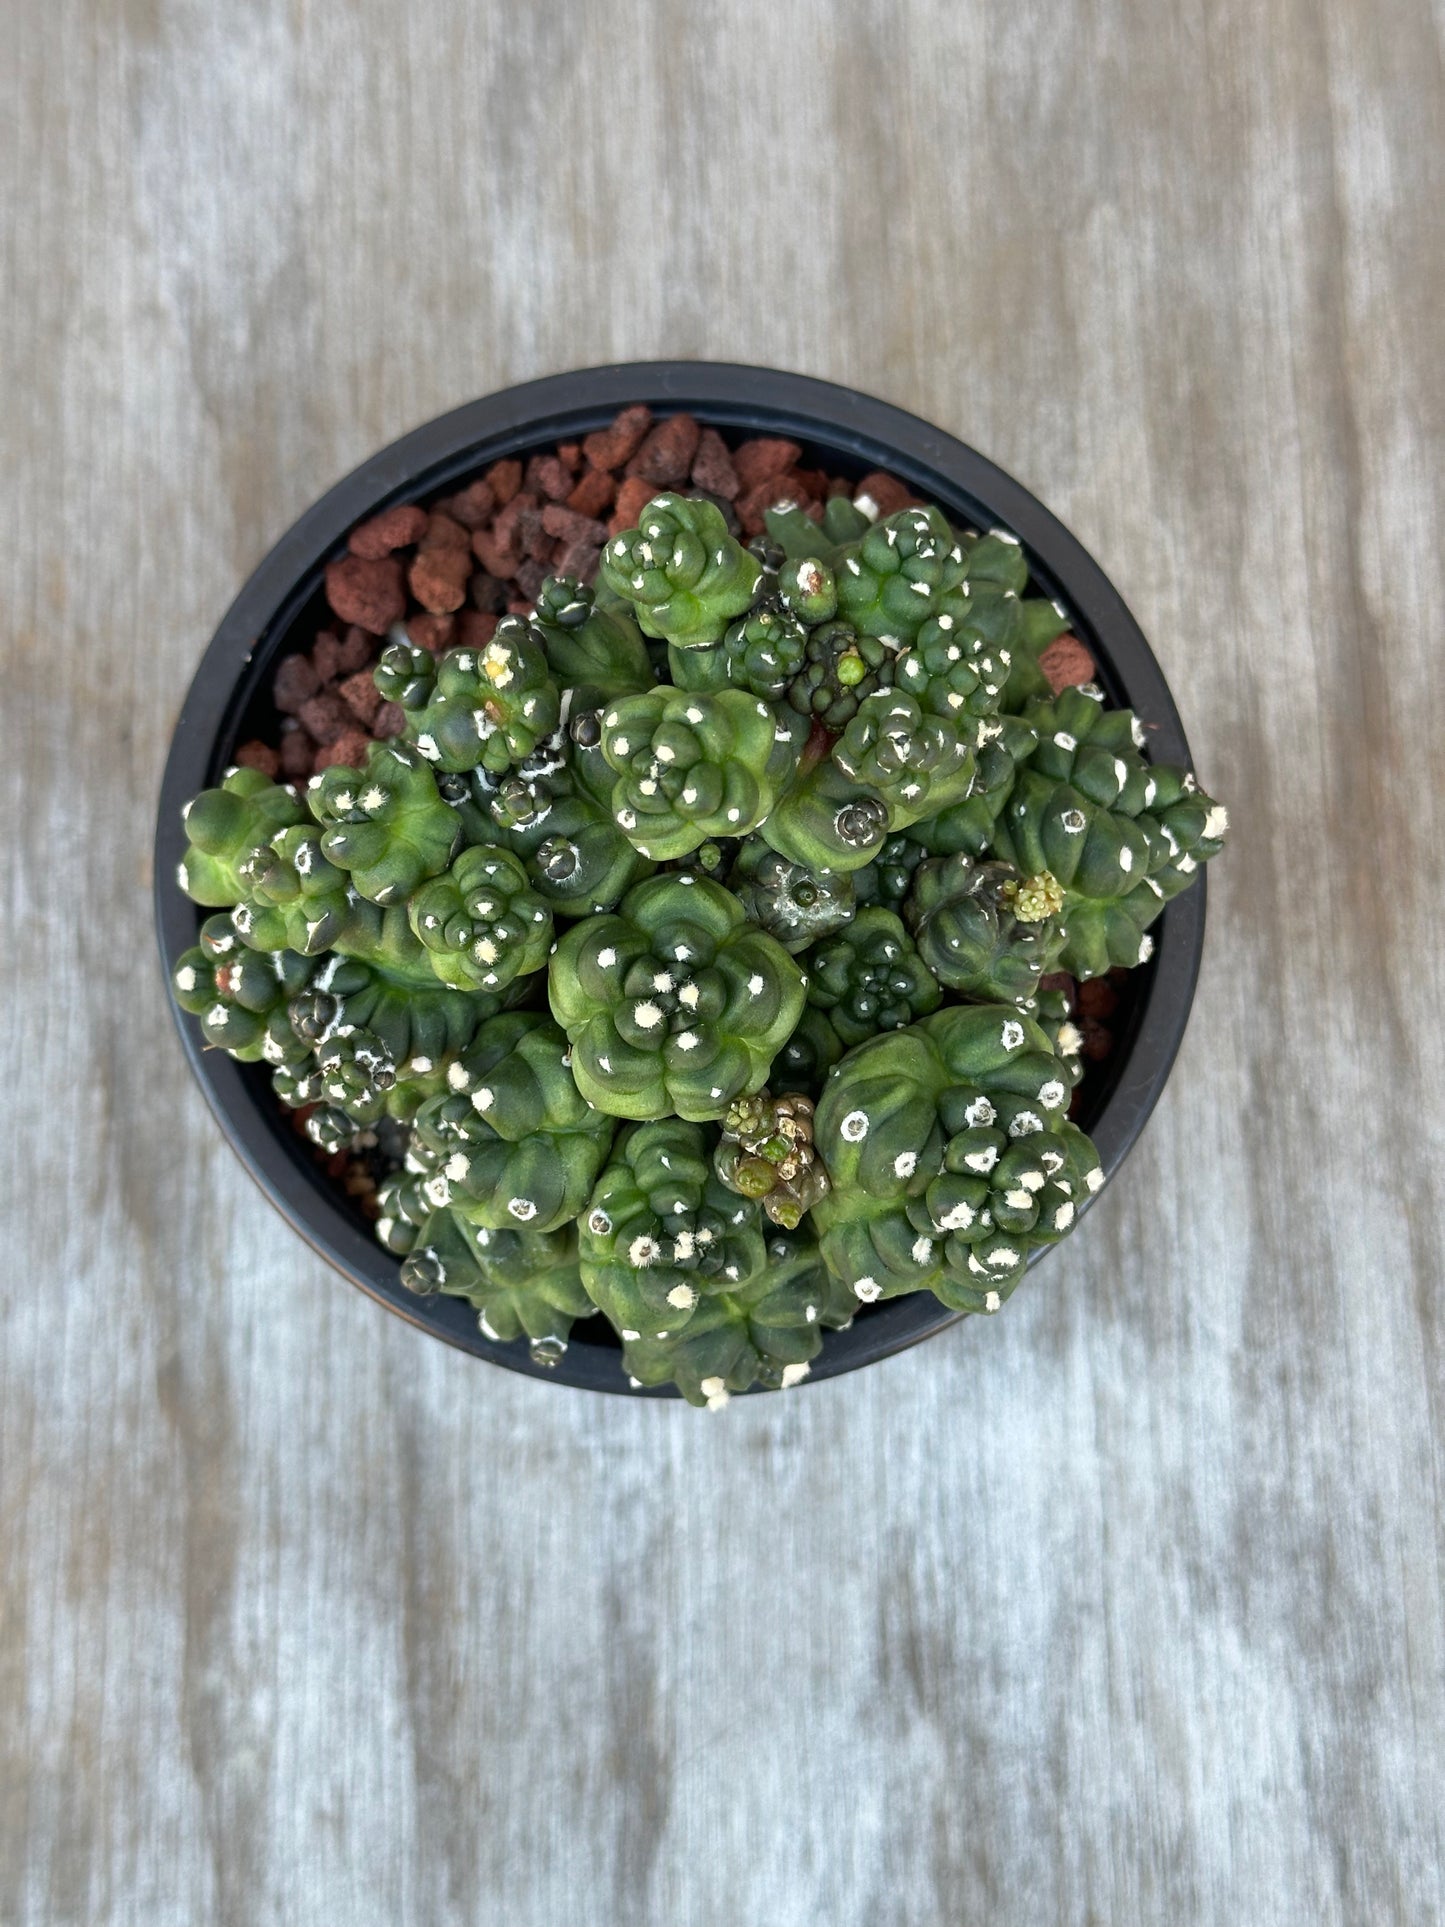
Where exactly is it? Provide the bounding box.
[173,469,1227,1404]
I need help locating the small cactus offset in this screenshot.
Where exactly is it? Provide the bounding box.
[171,459,1227,1402]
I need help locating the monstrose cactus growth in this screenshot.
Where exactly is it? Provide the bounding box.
[171,439,1227,1399]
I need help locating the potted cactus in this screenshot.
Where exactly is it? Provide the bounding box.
[158,365,1225,1402]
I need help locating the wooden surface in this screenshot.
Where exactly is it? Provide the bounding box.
[3,2,1442,1921]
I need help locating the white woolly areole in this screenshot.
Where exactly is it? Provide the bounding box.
[508,1198,538,1221]
[853,1276,882,1302]
[781,1361,811,1388]
[840,1110,869,1142]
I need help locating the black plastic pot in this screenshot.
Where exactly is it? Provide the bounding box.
[155,363,1207,1397]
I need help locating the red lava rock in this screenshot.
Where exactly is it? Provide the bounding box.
[583,403,652,473]
[1038,633,1097,695]
[566,467,616,519]
[348,503,427,559]
[690,427,739,499]
[338,669,383,726]
[1077,978,1120,1020]
[485,458,523,506]
[1038,971,1078,1010]
[469,527,514,579]
[457,610,500,649]
[826,475,852,498]
[787,467,829,501]
[554,537,603,581]
[492,491,544,565]
[325,554,406,632]
[557,441,582,471]
[853,471,913,519]
[468,571,509,614]
[608,474,656,536]
[408,543,472,614]
[313,727,373,772]
[298,690,355,746]
[419,511,471,552]
[732,437,801,492]
[406,612,456,653]
[1080,1019,1114,1062]
[372,701,406,740]
[278,721,315,778]
[513,557,549,602]
[234,739,280,777]
[507,597,534,616]
[526,453,573,503]
[736,475,806,536]
[446,479,496,531]
[336,626,375,674]
[542,503,607,547]
[273,653,321,714]
[311,631,345,684]
[624,413,701,487]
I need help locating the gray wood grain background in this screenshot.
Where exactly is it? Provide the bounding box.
[3,1,1441,1921]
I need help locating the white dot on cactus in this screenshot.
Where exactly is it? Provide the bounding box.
[444,1151,470,1182]
[1118,846,1134,874]
[1038,1080,1067,1110]
[1009,1112,1044,1138]
[1182,772,1198,793]
[1001,1020,1025,1050]
[1084,1165,1105,1195]
[1203,804,1228,840]
[964,1097,996,1127]
[910,581,931,598]
[854,1276,882,1302]
[1062,810,1086,833]
[984,1291,1001,1312]
[1138,934,1155,962]
[1113,758,1129,790]
[681,788,698,806]
[710,1087,723,1099]
[987,1247,1018,1269]
[628,1235,660,1266]
[1053,732,1077,752]
[424,1175,451,1208]
[724,1265,740,1281]
[207,1004,229,1026]
[470,1087,494,1112]
[964,1149,998,1175]
[911,1236,934,1264]
[633,1001,663,1030]
[937,1200,977,1230]
[676,1031,700,1052]
[175,965,197,992]
[1005,1188,1034,1210]
[596,947,617,970]
[699,1375,728,1398]
[684,707,704,724]
[638,779,658,797]
[679,875,695,886]
[677,983,700,1010]
[408,1056,433,1075]
[508,1198,537,1222]
[616,809,637,830]
[779,1361,811,1389]
[840,1110,869,1142]
[666,1284,696,1311]
[416,736,440,761]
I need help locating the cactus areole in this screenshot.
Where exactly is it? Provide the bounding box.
[156,365,1220,1400]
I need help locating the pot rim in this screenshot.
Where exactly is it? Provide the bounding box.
[154,361,1207,1398]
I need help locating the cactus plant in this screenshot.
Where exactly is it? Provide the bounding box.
[171,465,1227,1402]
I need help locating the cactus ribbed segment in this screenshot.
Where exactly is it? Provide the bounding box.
[759,748,891,875]
[403,1013,615,1235]
[178,767,306,907]
[989,686,1228,976]
[599,492,762,649]
[613,1232,854,1405]
[728,839,857,952]
[531,576,655,700]
[804,907,942,1046]
[548,874,806,1121]
[833,506,968,648]
[407,844,553,992]
[784,621,892,730]
[401,622,562,775]
[308,740,459,907]
[832,692,979,833]
[905,854,1065,1009]
[906,713,1039,857]
[771,1005,845,1098]
[671,600,809,702]
[997,598,1072,711]
[811,1005,1101,1311]
[598,686,797,861]
[171,917,313,1063]
[853,832,930,914]
[891,586,1015,723]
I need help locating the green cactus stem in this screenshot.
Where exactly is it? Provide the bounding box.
[597,686,797,860]
[307,740,460,907]
[759,749,892,874]
[831,691,980,833]
[406,844,553,993]
[996,598,1072,711]
[403,1013,616,1235]
[906,712,1040,857]
[178,766,306,906]
[713,1090,829,1230]
[784,620,893,730]
[989,686,1228,976]
[171,917,314,1063]
[891,589,1014,724]
[905,854,1065,1009]
[804,906,942,1046]
[776,554,838,625]
[728,838,857,951]
[853,832,930,914]
[770,1005,845,1098]
[531,575,655,700]
[548,873,806,1121]
[669,600,809,702]
[373,636,438,710]
[811,1004,1102,1312]
[599,492,762,649]
[400,622,562,774]
[832,506,969,648]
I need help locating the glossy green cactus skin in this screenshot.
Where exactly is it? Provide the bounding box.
[771,1005,845,1098]
[613,1232,854,1404]
[811,1005,1102,1311]
[832,692,980,833]
[406,844,553,992]
[600,492,762,649]
[531,576,655,701]
[891,589,1015,723]
[729,838,856,951]
[905,854,1064,1009]
[404,1013,615,1234]
[375,1196,592,1363]
[784,621,892,730]
[905,713,1039,857]
[997,598,1072,711]
[853,832,929,914]
[308,740,459,906]
[171,916,313,1062]
[805,907,942,1046]
[178,767,306,906]
[989,687,1228,976]
[671,600,809,701]
[374,638,438,709]
[403,622,562,774]
[548,874,806,1121]
[578,1120,766,1332]
[598,686,796,860]
[833,506,968,647]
